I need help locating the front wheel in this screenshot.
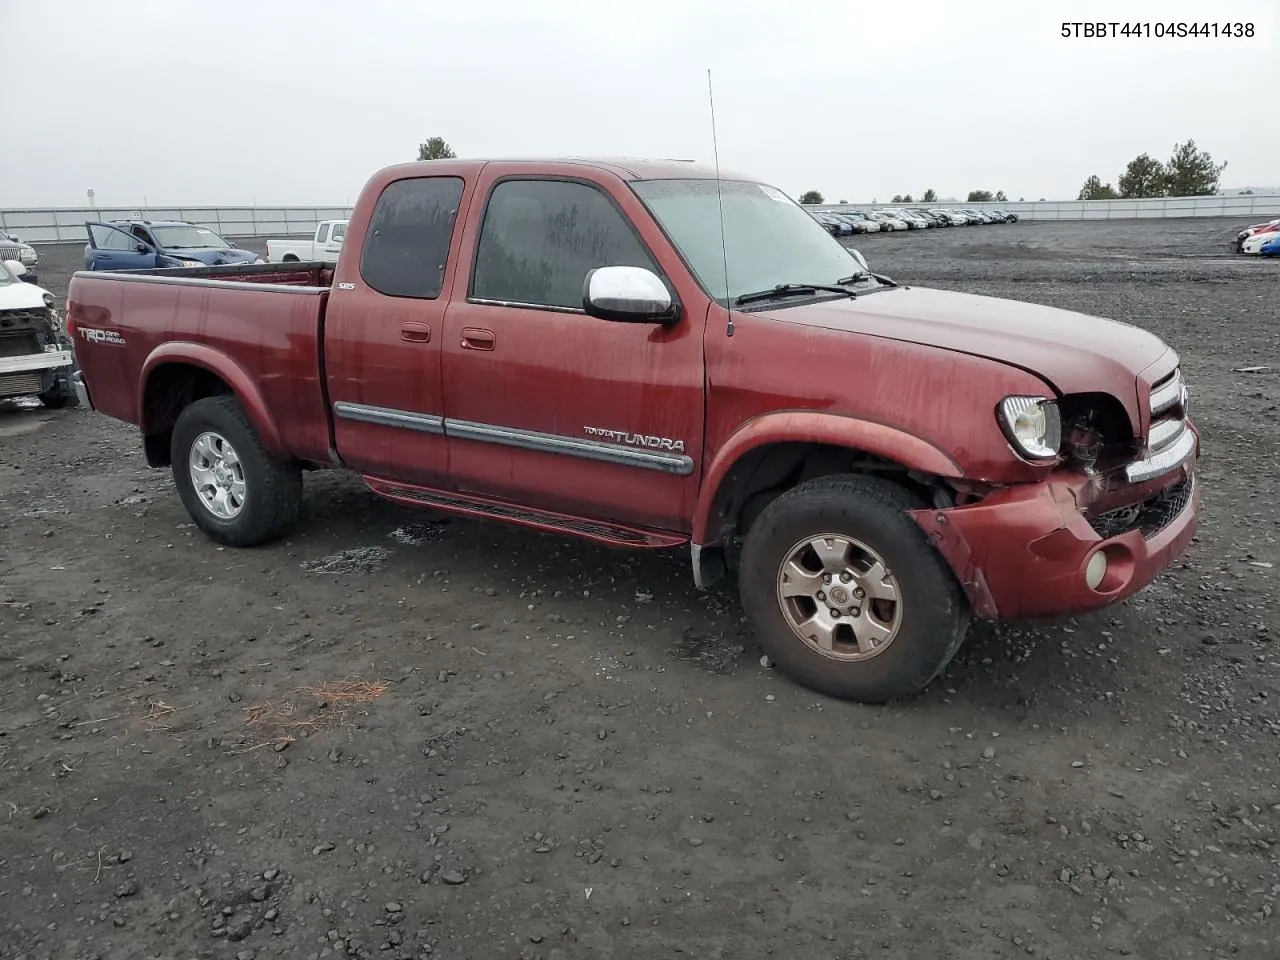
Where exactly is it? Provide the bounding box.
[170,396,302,547]
[738,475,970,703]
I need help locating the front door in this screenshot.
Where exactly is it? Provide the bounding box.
[84,222,157,271]
[440,171,706,532]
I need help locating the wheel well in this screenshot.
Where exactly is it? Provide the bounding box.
[282,254,299,262]
[705,442,957,548]
[141,364,234,466]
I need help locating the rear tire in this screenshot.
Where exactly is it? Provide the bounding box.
[39,369,80,409]
[170,396,302,547]
[738,474,970,703]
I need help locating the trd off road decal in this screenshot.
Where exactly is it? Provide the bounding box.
[78,328,127,346]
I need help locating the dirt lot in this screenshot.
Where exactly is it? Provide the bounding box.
[2,219,1278,960]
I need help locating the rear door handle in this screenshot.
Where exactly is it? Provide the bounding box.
[401,321,431,343]
[460,327,495,351]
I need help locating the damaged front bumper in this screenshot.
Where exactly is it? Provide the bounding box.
[912,427,1200,621]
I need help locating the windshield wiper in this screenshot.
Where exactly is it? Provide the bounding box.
[839,271,899,288]
[734,283,858,306]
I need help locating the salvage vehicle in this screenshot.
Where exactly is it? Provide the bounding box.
[66,157,1200,704]
[0,230,40,282]
[83,219,263,272]
[813,213,853,236]
[0,259,77,407]
[1260,235,1280,257]
[266,219,349,263]
[869,211,910,231]
[1241,228,1280,255]
[1235,219,1280,254]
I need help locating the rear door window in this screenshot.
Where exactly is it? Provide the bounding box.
[360,177,465,299]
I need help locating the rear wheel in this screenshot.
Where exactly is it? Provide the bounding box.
[738,475,970,703]
[171,396,302,547]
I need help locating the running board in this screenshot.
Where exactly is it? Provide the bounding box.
[363,478,688,549]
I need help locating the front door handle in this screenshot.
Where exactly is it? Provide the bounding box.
[401,321,431,343]
[460,327,495,351]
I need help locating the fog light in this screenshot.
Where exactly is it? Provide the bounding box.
[1085,551,1108,590]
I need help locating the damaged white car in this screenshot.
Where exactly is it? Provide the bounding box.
[0,259,79,408]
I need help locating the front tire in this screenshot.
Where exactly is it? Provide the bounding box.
[171,396,302,547]
[738,475,970,703]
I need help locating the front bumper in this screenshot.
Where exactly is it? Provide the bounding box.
[0,349,74,375]
[912,434,1199,621]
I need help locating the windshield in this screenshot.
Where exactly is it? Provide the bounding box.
[151,225,230,249]
[631,178,872,305]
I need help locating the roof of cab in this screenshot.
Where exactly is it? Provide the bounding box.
[374,157,760,183]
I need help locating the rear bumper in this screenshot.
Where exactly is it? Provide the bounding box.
[912,437,1199,621]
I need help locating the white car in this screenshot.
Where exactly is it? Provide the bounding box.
[266,219,349,263]
[880,208,929,229]
[1242,229,1280,255]
[869,212,910,231]
[0,259,78,408]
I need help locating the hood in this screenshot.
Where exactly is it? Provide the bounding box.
[753,285,1170,400]
[0,278,50,310]
[165,248,259,266]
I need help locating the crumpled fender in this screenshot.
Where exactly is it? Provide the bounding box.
[691,411,963,545]
[138,341,284,455]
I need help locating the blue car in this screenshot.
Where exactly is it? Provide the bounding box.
[83,219,263,271]
[1261,235,1280,257]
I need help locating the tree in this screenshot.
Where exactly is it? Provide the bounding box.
[1118,153,1167,198]
[892,194,903,202]
[1162,139,1226,197]
[921,188,937,203]
[838,199,847,204]
[417,137,456,161]
[994,190,1007,202]
[1077,175,1118,200]
[901,194,913,203]
[967,190,994,202]
[799,190,824,204]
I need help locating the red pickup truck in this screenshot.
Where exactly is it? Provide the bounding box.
[66,158,1199,703]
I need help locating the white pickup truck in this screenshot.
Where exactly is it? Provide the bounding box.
[265,219,348,263]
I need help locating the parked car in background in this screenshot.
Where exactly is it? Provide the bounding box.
[266,219,349,263]
[932,209,968,225]
[869,211,910,231]
[880,209,930,229]
[844,212,881,232]
[982,209,1014,223]
[962,208,993,224]
[0,230,40,282]
[812,213,853,236]
[83,220,264,272]
[67,155,1200,705]
[828,213,874,234]
[1261,235,1280,257]
[1241,227,1280,255]
[910,209,948,227]
[0,258,77,408]
[1234,219,1280,253]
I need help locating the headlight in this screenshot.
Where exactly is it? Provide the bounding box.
[998,395,1061,459]
[252,257,265,264]
[20,245,37,263]
[176,259,203,268]
[42,293,54,308]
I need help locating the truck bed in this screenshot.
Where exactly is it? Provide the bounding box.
[66,261,336,465]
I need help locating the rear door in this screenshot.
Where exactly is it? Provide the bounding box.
[322,174,470,486]
[84,222,157,271]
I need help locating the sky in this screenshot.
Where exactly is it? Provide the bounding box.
[3,0,1275,207]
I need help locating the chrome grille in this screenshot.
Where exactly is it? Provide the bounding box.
[1146,368,1189,454]
[0,244,20,262]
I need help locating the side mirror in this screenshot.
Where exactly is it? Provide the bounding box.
[582,266,678,324]
[136,242,151,253]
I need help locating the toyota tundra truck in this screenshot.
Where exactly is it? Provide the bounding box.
[65,158,1200,703]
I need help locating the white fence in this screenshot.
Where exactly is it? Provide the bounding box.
[4,191,1279,244]
[812,193,1280,221]
[0,206,354,244]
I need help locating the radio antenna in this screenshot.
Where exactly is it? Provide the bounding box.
[707,68,734,337]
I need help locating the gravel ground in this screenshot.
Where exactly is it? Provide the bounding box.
[2,219,1278,960]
